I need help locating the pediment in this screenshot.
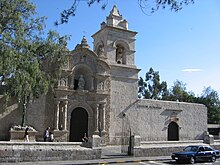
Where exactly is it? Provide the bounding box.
[69,48,98,70]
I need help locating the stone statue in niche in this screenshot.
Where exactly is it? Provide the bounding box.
[60,78,66,86]
[116,47,123,64]
[99,81,104,90]
[78,75,85,90]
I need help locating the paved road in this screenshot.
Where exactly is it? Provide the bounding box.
[110,159,220,165]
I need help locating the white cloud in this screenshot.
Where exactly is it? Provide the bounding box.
[181,68,202,72]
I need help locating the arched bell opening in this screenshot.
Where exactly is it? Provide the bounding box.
[116,44,126,64]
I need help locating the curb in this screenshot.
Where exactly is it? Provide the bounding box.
[67,158,171,165]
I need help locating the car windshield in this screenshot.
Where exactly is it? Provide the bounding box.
[184,146,198,152]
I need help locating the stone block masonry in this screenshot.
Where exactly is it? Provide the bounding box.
[0,142,101,163]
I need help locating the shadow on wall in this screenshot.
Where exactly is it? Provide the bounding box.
[117,99,139,119]
[0,97,21,141]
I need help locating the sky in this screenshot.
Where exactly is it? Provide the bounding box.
[31,0,220,96]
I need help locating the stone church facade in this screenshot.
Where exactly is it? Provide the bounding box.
[0,6,207,145]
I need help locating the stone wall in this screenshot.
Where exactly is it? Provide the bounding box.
[134,99,207,141]
[133,142,220,157]
[109,74,139,144]
[0,93,55,141]
[108,98,207,144]
[130,136,220,157]
[0,142,101,163]
[0,95,22,141]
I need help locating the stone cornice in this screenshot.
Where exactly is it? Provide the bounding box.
[92,25,137,38]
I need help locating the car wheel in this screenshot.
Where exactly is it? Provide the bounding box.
[190,157,195,164]
[211,156,216,162]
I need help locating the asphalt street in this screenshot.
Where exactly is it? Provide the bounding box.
[113,158,220,165]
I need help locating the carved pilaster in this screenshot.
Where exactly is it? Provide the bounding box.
[54,101,60,130]
[63,101,68,130]
[101,104,106,133]
[105,78,111,144]
[94,104,99,134]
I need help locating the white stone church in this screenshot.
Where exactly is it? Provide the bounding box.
[0,6,207,145]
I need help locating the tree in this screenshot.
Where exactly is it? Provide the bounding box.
[195,87,220,124]
[0,0,69,127]
[55,0,195,25]
[138,67,168,99]
[166,80,195,102]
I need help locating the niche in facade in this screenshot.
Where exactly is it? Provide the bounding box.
[97,44,105,57]
[72,65,93,91]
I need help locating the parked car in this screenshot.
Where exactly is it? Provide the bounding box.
[171,145,220,164]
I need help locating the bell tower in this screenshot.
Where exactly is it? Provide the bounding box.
[92,5,140,144]
[92,5,137,67]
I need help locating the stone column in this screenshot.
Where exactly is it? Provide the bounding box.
[54,101,60,130]
[101,104,106,133]
[63,101,68,130]
[94,104,99,134]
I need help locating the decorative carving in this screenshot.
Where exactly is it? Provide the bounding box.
[97,64,105,74]
[97,45,105,57]
[98,81,104,90]
[104,78,111,144]
[72,54,80,66]
[59,78,67,87]
[80,55,86,62]
[61,78,66,86]
[62,60,69,69]
[87,56,95,68]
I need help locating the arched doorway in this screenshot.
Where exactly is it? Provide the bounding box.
[69,107,88,142]
[168,121,179,141]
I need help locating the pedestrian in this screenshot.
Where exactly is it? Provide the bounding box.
[82,133,88,142]
[49,131,54,142]
[43,127,50,142]
[24,127,29,142]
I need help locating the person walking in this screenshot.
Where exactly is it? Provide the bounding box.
[24,127,29,142]
[43,127,50,142]
[49,131,54,142]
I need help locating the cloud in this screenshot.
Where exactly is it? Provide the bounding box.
[181,68,202,72]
